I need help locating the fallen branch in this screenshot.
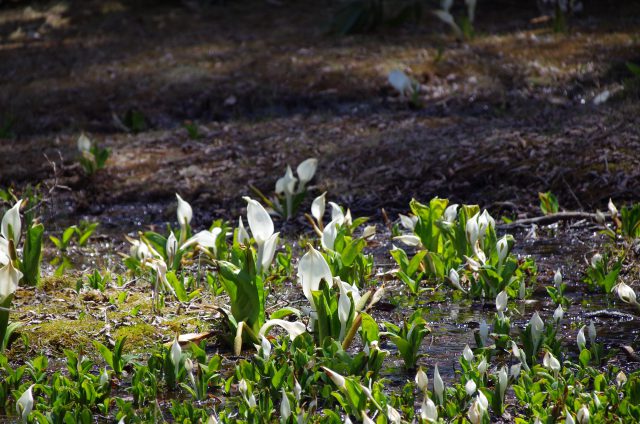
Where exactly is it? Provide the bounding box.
[500,211,606,228]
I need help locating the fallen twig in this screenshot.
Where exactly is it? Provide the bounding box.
[500,211,606,228]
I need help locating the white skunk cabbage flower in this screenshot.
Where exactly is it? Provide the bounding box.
[0,261,22,304]
[2,199,22,245]
[175,194,193,232]
[181,228,223,255]
[415,368,429,392]
[275,166,297,196]
[399,213,417,231]
[129,238,151,261]
[465,0,477,22]
[608,199,618,218]
[171,338,182,377]
[543,351,561,373]
[519,280,526,299]
[434,364,444,404]
[294,378,302,401]
[496,291,508,316]
[468,393,487,424]
[421,396,438,422]
[259,319,307,341]
[321,367,346,389]
[510,363,521,379]
[477,358,488,375]
[588,321,596,345]
[576,405,590,424]
[77,133,92,152]
[448,268,466,292]
[296,158,318,190]
[616,371,627,386]
[243,197,279,273]
[166,232,177,264]
[362,225,376,239]
[388,70,414,97]
[207,415,218,424]
[16,384,34,423]
[321,217,341,251]
[311,192,326,224]
[496,236,509,265]
[479,320,489,346]
[361,411,375,424]
[328,202,345,225]
[465,379,477,396]
[591,253,602,268]
[281,388,291,421]
[614,282,638,305]
[565,408,576,424]
[553,305,564,323]
[466,215,479,249]
[394,234,422,247]
[236,217,250,245]
[554,269,563,288]
[498,366,508,403]
[530,312,544,351]
[254,335,271,360]
[298,246,332,309]
[577,326,587,351]
[463,344,474,362]
[444,204,459,223]
[387,405,401,424]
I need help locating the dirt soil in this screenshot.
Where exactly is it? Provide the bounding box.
[0,0,639,231]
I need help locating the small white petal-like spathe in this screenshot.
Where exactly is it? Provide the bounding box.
[280,388,291,420]
[415,368,429,392]
[530,312,544,350]
[497,236,509,264]
[258,232,279,272]
[576,405,590,424]
[479,320,489,346]
[181,229,223,253]
[553,305,564,323]
[328,202,345,225]
[565,407,576,424]
[421,396,438,422]
[608,198,618,217]
[591,253,602,268]
[311,193,326,223]
[321,367,346,389]
[321,217,341,250]
[577,326,587,351]
[498,366,508,402]
[1,199,22,245]
[275,165,297,196]
[393,234,422,247]
[588,321,597,345]
[510,363,521,379]
[554,269,563,287]
[496,291,508,313]
[465,379,477,396]
[387,405,401,424]
[465,214,479,247]
[388,70,413,96]
[477,358,488,374]
[243,197,274,245]
[398,213,416,231]
[298,246,333,308]
[296,158,318,187]
[175,194,193,229]
[444,204,459,223]
[434,364,444,403]
[259,319,307,341]
[463,344,474,362]
[614,282,637,304]
[543,351,561,372]
[171,338,182,376]
[166,232,177,263]
[77,133,92,152]
[236,217,250,245]
[16,384,34,423]
[0,261,23,304]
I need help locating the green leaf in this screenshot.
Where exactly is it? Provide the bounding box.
[22,223,44,286]
[359,312,379,344]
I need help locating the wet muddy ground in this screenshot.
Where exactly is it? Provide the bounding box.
[1,0,639,393]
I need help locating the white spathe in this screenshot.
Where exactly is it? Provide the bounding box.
[2,199,22,245]
[298,246,332,308]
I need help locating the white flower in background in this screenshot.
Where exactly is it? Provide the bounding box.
[519,280,526,299]
[479,320,489,346]
[421,396,438,422]
[588,321,597,345]
[171,338,182,377]
[388,70,415,97]
[387,405,401,424]
[236,217,250,245]
[591,253,602,268]
[448,268,466,292]
[510,363,521,379]
[207,415,218,424]
[444,204,458,223]
[543,351,561,373]
[296,158,318,192]
[496,236,509,265]
[1,199,22,248]
[362,225,376,239]
[554,269,563,288]
[465,379,477,396]
[577,326,587,351]
[399,213,418,231]
[530,312,544,352]
[466,215,479,248]
[311,193,326,225]
[576,405,590,424]
[77,133,92,152]
[608,199,618,218]
[175,194,193,237]
[298,246,332,309]
[616,371,627,386]
[415,368,429,392]
[553,305,564,323]
[362,411,375,424]
[394,234,422,247]
[496,291,508,318]
[565,408,576,424]
[614,282,638,305]
[181,228,223,256]
[0,261,22,304]
[259,319,307,341]
[238,379,248,395]
[281,388,291,421]
[321,367,346,389]
[465,0,477,22]
[16,384,34,423]
[463,344,474,362]
[244,197,279,273]
[294,378,302,401]
[321,217,341,250]
[166,231,177,264]
[434,364,444,404]
[477,357,488,374]
[328,202,351,226]
[498,367,508,403]
[275,166,298,218]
